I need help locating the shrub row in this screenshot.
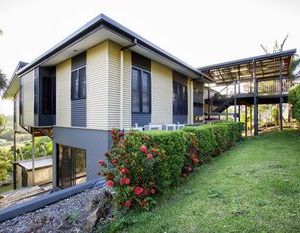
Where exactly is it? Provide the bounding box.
[99,121,243,210]
[289,84,300,122]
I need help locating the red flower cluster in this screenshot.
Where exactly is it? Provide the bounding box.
[147,153,153,160]
[134,186,144,196]
[120,167,128,174]
[124,200,131,208]
[106,180,114,187]
[139,145,148,154]
[119,177,131,185]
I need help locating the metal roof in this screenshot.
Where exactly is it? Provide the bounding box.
[17,14,210,81]
[2,61,28,99]
[199,49,297,84]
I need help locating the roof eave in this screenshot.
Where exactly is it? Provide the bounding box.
[17,14,211,82]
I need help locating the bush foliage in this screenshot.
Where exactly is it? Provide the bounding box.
[100,121,243,211]
[289,84,300,122]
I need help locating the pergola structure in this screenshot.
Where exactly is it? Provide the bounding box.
[199,49,297,136]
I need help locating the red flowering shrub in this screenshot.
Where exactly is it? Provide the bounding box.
[100,129,164,210]
[182,132,201,176]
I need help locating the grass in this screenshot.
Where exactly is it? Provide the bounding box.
[106,130,300,233]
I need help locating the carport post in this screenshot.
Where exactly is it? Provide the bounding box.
[253,60,259,136]
[279,58,283,131]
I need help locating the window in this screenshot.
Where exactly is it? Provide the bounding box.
[173,81,188,115]
[42,77,52,114]
[131,67,151,113]
[57,145,86,188]
[71,67,86,100]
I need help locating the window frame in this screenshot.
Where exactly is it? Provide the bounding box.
[131,66,151,114]
[173,81,188,115]
[71,66,86,101]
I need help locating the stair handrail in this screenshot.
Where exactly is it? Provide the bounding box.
[212,80,237,100]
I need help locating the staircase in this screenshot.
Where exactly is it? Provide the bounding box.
[206,80,236,115]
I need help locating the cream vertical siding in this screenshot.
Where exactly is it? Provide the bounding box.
[107,41,131,129]
[188,78,194,124]
[86,41,109,130]
[122,49,132,129]
[21,70,34,126]
[56,59,71,127]
[108,41,121,129]
[151,61,173,124]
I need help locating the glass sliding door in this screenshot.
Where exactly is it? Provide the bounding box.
[57,145,86,188]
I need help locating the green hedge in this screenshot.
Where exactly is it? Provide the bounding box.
[100,121,243,210]
[139,130,186,189]
[289,84,300,122]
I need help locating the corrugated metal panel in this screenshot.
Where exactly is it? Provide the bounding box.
[108,41,121,129]
[56,59,71,127]
[71,52,86,70]
[21,70,35,126]
[71,52,87,127]
[173,70,187,85]
[14,91,26,132]
[71,99,86,127]
[132,113,151,127]
[107,41,131,129]
[132,52,151,71]
[151,61,172,124]
[188,78,193,124]
[86,41,108,130]
[122,50,132,129]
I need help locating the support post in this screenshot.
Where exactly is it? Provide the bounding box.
[13,131,17,189]
[226,87,229,120]
[234,80,237,121]
[250,105,253,135]
[245,105,248,136]
[253,60,259,136]
[207,86,211,121]
[279,57,283,131]
[32,129,35,186]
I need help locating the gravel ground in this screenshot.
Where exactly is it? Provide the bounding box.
[0,186,108,233]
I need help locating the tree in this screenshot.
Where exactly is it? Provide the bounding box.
[288,84,300,123]
[0,114,7,133]
[0,28,7,92]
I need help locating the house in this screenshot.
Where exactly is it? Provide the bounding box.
[3,14,211,189]
[3,13,296,190]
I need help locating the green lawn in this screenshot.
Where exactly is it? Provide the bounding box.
[108,130,300,233]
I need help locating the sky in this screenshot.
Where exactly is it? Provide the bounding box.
[0,0,299,115]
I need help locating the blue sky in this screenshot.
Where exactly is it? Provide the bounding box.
[0,0,299,115]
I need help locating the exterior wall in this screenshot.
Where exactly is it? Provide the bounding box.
[56,59,71,127]
[107,41,131,129]
[86,41,109,130]
[122,48,132,129]
[14,91,26,132]
[71,100,86,127]
[151,61,173,124]
[188,78,194,124]
[21,70,35,126]
[71,53,86,127]
[52,126,110,187]
[108,41,121,129]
